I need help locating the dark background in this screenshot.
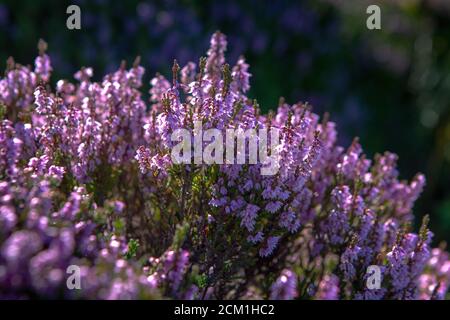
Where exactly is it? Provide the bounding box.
[1,0,449,244]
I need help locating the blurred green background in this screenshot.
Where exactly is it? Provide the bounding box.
[0,0,449,244]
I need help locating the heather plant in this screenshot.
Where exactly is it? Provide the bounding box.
[0,33,448,300]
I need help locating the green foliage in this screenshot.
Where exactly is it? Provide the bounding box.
[125,239,140,260]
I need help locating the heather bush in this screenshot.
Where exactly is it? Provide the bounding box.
[0,33,448,300]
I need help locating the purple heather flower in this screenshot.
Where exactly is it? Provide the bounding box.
[240,203,260,232]
[205,31,227,81]
[316,274,339,300]
[34,54,52,83]
[265,201,283,213]
[386,244,410,297]
[231,56,251,94]
[260,236,281,257]
[1,231,43,267]
[0,32,447,301]
[270,269,297,300]
[180,62,197,86]
[339,244,361,282]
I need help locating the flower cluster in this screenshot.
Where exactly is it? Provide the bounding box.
[0,170,158,299]
[0,33,448,299]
